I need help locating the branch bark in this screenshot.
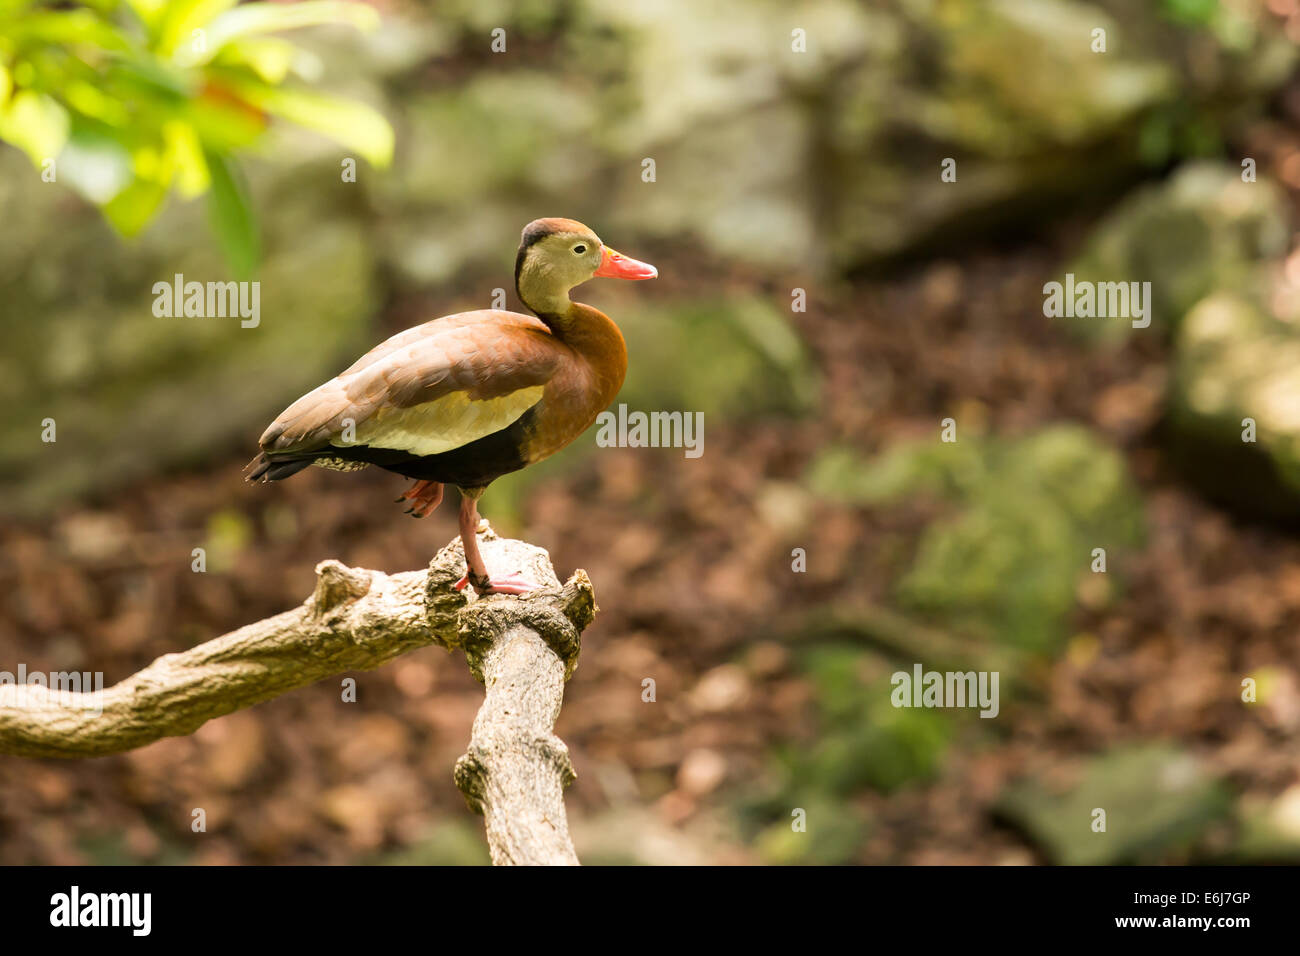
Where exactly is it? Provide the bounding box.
[0,523,595,866]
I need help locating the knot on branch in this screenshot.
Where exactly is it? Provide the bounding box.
[421,522,598,677]
[457,571,596,682]
[311,560,372,614]
[422,540,471,643]
[454,736,577,815]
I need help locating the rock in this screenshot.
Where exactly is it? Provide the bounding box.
[0,146,379,517]
[369,1,1297,276]
[1167,291,1300,517]
[617,297,820,419]
[597,0,1293,270]
[1062,162,1289,343]
[810,425,1145,652]
[1067,163,1300,516]
[755,794,870,866]
[677,748,729,797]
[1234,784,1300,862]
[998,745,1231,865]
[689,664,752,715]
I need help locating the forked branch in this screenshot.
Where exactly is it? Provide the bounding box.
[0,525,595,866]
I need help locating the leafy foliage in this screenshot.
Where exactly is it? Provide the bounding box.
[0,0,393,273]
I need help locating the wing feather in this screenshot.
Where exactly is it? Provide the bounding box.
[259,311,560,456]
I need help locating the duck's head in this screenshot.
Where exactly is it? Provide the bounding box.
[515,217,656,319]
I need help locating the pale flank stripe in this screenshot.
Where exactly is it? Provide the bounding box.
[340,386,543,456]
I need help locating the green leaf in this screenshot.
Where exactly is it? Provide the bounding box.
[204,149,260,277]
[210,1,379,43]
[233,83,393,167]
[64,80,131,127]
[1161,0,1220,27]
[124,0,170,32]
[8,10,132,53]
[165,120,209,196]
[106,56,195,100]
[0,0,39,19]
[181,92,268,151]
[178,1,379,66]
[157,0,240,58]
[0,90,69,165]
[102,175,167,235]
[214,36,300,84]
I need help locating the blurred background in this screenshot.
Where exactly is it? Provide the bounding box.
[3,0,1300,865]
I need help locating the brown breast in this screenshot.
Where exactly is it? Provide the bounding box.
[521,302,628,464]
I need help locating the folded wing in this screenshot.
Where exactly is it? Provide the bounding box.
[259,311,560,459]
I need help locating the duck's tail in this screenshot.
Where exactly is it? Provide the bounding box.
[245,452,315,482]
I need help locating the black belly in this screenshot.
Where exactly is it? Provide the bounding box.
[302,409,534,490]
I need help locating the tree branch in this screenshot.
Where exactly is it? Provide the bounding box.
[0,524,595,866]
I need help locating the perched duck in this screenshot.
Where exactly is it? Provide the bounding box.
[247,218,657,594]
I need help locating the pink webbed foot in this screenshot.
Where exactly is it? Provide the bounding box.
[453,572,538,596]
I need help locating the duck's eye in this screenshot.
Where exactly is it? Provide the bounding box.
[573,244,587,255]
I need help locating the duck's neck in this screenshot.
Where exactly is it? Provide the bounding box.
[516,252,573,325]
[515,257,627,399]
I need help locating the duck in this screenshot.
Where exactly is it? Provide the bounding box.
[246,218,657,594]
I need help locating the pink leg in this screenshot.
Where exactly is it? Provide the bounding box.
[397,480,444,518]
[452,495,537,595]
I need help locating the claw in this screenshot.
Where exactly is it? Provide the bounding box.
[397,479,444,517]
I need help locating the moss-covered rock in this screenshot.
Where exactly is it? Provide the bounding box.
[616,296,819,419]
[810,425,1145,652]
[0,147,378,517]
[1167,292,1300,517]
[597,0,1292,269]
[754,793,872,866]
[1232,784,1300,863]
[371,0,1296,276]
[998,745,1232,865]
[1062,162,1288,343]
